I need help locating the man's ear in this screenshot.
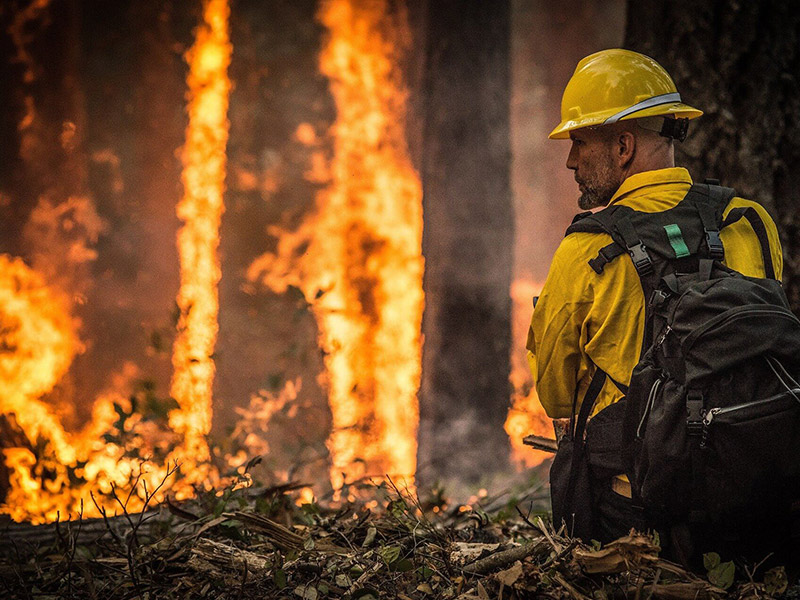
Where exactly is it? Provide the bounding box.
[616,130,636,168]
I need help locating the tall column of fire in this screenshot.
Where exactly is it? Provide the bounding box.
[169,0,232,477]
[316,0,424,488]
[248,0,424,489]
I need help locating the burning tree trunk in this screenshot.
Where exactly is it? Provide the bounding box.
[245,0,425,489]
[168,0,232,482]
[0,0,224,524]
[625,1,800,310]
[417,0,514,485]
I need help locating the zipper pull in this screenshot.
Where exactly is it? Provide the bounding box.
[700,408,718,449]
[654,325,672,348]
[702,407,720,426]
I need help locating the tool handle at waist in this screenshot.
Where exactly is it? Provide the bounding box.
[522,434,558,453]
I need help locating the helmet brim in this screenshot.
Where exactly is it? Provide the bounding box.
[548,102,704,140]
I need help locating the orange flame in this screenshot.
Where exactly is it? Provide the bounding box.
[0,0,233,523]
[248,0,423,489]
[168,0,232,483]
[0,255,81,465]
[0,255,177,523]
[505,278,552,468]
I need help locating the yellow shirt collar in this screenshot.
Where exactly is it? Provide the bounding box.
[609,167,693,206]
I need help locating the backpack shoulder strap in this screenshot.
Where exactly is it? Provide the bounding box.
[569,368,606,441]
[680,182,736,261]
[564,205,655,276]
[564,205,627,236]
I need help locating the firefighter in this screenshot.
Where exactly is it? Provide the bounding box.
[528,49,784,543]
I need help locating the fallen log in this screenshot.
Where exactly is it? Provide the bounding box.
[0,508,163,549]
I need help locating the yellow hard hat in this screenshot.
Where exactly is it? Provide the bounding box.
[549,49,703,140]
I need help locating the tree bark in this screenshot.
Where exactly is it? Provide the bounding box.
[417,0,514,485]
[625,1,800,310]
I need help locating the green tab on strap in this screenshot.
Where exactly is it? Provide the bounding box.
[664,223,690,258]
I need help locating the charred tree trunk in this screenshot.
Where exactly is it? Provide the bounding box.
[0,0,88,263]
[625,1,800,310]
[417,1,514,485]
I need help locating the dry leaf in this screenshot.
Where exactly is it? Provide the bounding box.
[573,533,659,574]
[495,560,523,587]
[362,526,377,547]
[293,584,317,600]
[476,581,490,600]
[450,542,501,566]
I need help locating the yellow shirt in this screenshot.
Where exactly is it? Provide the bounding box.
[528,167,784,419]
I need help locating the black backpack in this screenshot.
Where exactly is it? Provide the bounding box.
[553,181,800,544]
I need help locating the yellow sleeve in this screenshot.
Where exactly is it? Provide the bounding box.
[528,235,594,418]
[722,198,784,280]
[528,231,645,419]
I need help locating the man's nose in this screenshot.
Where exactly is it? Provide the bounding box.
[566,143,578,171]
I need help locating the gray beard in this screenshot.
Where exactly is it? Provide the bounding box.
[577,186,615,210]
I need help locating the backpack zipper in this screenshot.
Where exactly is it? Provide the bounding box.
[702,387,800,426]
[653,325,672,349]
[636,376,664,439]
[683,306,800,352]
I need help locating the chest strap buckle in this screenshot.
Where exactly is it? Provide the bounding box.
[628,242,654,277]
[686,391,705,436]
[705,229,725,261]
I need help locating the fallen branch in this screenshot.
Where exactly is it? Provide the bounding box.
[226,511,305,551]
[461,538,547,575]
[187,538,271,579]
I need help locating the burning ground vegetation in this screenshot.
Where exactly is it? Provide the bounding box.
[0,467,795,600]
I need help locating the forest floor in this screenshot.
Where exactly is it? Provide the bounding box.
[0,466,795,599]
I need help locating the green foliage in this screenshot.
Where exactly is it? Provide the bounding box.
[273,568,287,589]
[378,545,401,565]
[764,566,788,596]
[703,552,735,590]
[702,551,720,570]
[218,519,245,541]
[416,565,434,580]
[392,558,414,573]
[130,379,179,421]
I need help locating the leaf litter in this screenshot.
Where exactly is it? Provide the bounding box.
[0,470,793,599]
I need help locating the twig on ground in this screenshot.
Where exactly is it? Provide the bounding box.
[462,538,547,576]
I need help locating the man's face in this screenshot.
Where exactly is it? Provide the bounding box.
[566,128,621,210]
